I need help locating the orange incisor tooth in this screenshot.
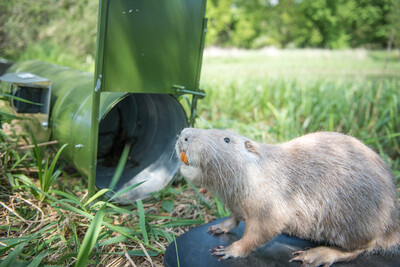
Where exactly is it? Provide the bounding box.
[181,151,189,165]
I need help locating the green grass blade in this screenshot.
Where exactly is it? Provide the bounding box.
[98,235,128,247]
[41,157,49,190]
[0,242,25,267]
[174,237,180,267]
[83,188,111,207]
[102,222,161,253]
[74,205,106,267]
[152,229,174,243]
[42,143,68,192]
[0,111,23,120]
[108,144,130,191]
[14,174,34,186]
[0,93,43,105]
[0,240,25,255]
[28,127,42,181]
[187,181,212,209]
[159,219,204,228]
[136,199,149,244]
[103,202,136,215]
[70,222,80,253]
[214,196,230,218]
[14,174,40,199]
[58,253,78,264]
[9,153,29,172]
[46,144,68,179]
[49,189,86,211]
[98,250,159,257]
[5,173,15,187]
[27,250,50,267]
[108,181,145,202]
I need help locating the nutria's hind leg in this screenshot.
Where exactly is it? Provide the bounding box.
[289,246,364,267]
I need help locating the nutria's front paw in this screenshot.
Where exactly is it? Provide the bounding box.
[210,243,248,261]
[210,246,236,261]
[207,225,226,235]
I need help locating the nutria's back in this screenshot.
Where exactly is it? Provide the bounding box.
[277,132,399,251]
[176,129,400,254]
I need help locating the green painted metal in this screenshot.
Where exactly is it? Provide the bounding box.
[89,0,207,198]
[95,0,207,95]
[7,61,124,177]
[1,0,208,201]
[6,61,188,201]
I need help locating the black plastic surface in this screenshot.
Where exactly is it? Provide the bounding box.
[165,217,400,267]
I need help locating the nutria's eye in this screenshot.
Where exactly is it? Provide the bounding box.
[224,137,231,143]
[184,138,188,142]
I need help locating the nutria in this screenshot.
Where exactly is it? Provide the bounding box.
[175,128,400,267]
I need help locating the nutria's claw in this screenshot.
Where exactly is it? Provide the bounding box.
[211,251,225,256]
[210,246,232,261]
[291,250,304,256]
[218,254,232,261]
[289,251,305,263]
[212,229,225,235]
[207,226,224,235]
[210,245,224,252]
[211,246,225,255]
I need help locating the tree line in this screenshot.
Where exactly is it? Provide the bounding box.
[206,0,400,49]
[1,0,399,63]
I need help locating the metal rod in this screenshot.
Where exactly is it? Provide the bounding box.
[174,88,206,97]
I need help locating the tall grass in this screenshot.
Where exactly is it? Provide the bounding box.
[198,48,400,177]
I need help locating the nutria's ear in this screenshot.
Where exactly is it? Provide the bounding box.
[245,140,258,154]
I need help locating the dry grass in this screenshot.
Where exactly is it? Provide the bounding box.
[0,120,219,266]
[0,172,217,266]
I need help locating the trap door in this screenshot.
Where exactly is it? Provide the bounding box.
[95,0,207,95]
[88,0,208,198]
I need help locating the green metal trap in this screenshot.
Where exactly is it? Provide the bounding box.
[0,0,207,202]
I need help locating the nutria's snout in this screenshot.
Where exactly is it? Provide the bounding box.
[176,128,198,165]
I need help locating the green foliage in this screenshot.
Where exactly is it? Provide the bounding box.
[2,0,400,66]
[0,0,97,71]
[33,137,68,201]
[205,0,400,49]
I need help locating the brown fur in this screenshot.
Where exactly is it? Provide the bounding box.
[175,128,400,266]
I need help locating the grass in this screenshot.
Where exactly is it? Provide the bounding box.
[198,48,400,177]
[1,48,400,265]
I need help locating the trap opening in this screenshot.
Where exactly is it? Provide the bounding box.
[96,93,187,200]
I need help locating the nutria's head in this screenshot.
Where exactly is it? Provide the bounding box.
[175,128,259,192]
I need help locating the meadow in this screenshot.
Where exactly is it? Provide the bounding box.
[199,48,400,171]
[1,48,399,266]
